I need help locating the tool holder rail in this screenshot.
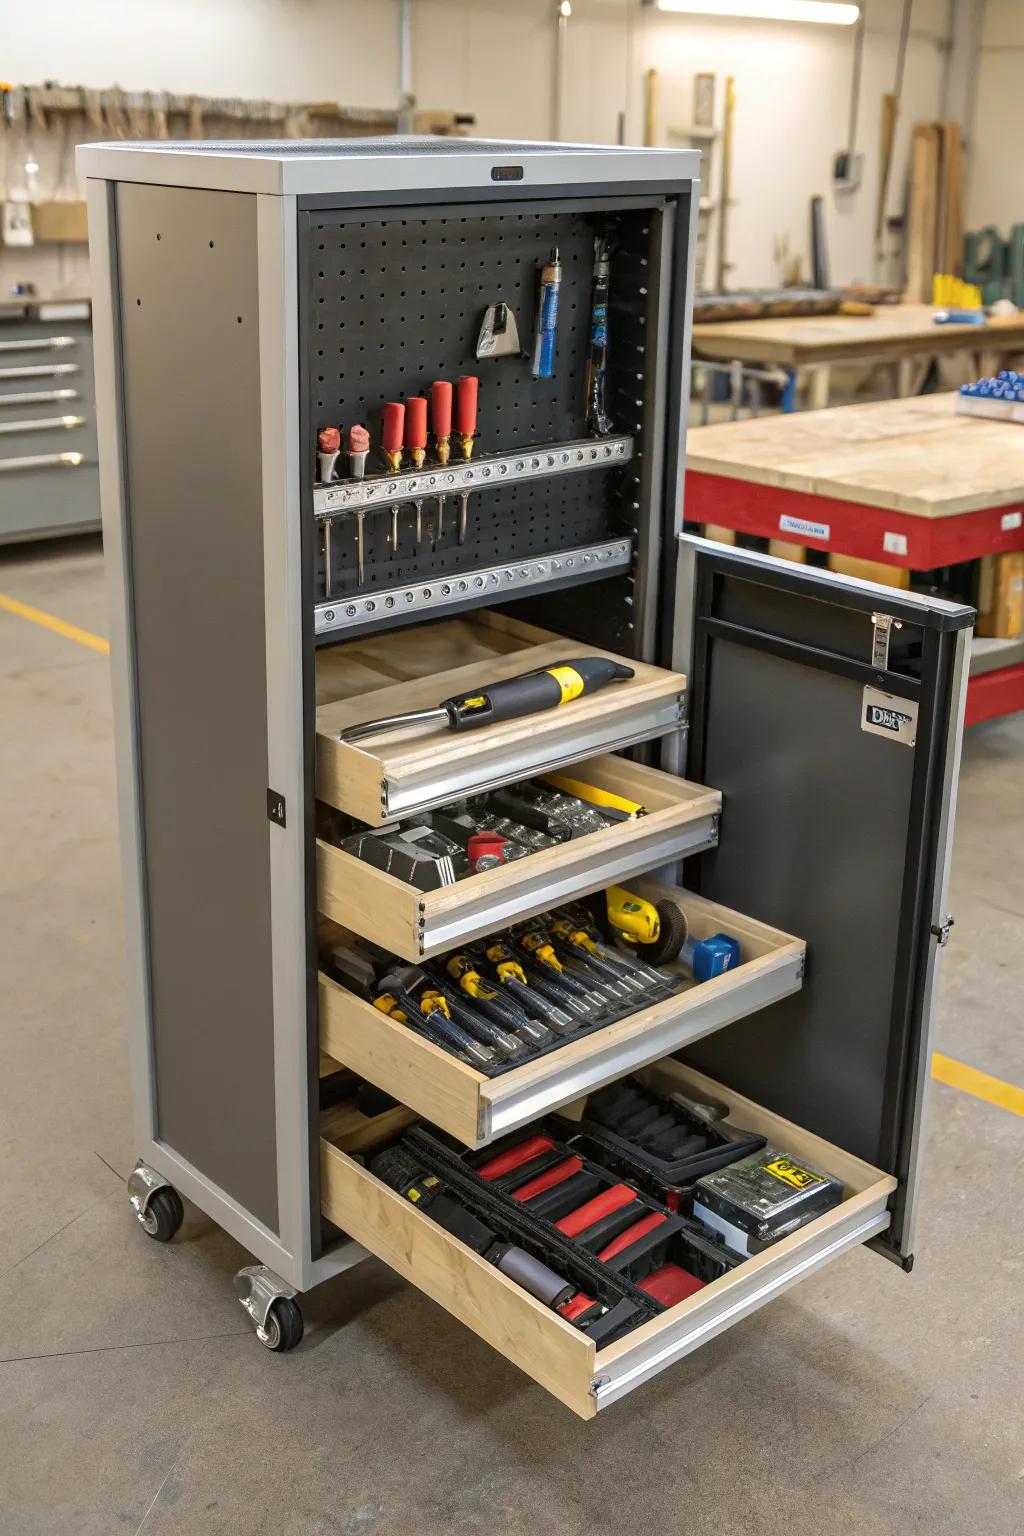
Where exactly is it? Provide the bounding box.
[313,434,635,517]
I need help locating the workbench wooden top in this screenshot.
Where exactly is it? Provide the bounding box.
[685,392,1024,519]
[691,303,1024,366]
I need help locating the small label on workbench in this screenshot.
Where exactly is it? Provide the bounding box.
[861,686,918,748]
[779,513,830,541]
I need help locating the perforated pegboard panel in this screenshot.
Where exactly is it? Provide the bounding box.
[301,202,656,611]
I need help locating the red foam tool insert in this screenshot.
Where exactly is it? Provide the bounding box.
[556,1183,636,1238]
[382,401,405,454]
[511,1156,584,1203]
[405,396,428,449]
[597,1211,668,1262]
[637,1264,705,1307]
[456,374,479,436]
[431,379,452,437]
[557,1292,595,1323]
[475,1135,554,1181]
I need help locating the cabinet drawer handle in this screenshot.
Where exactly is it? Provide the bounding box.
[0,335,77,354]
[0,414,85,435]
[0,363,79,380]
[0,389,79,407]
[0,451,85,472]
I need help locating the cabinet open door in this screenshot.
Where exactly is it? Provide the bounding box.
[671,536,974,1264]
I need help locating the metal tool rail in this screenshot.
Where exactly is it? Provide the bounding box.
[313,433,634,519]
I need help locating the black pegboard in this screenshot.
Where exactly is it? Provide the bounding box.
[302,203,654,606]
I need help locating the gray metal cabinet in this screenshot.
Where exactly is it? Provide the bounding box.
[0,302,100,542]
[81,139,973,1416]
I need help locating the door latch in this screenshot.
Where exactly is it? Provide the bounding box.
[871,612,903,672]
[930,914,955,946]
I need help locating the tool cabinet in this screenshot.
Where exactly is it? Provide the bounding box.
[82,138,973,1417]
[0,300,99,543]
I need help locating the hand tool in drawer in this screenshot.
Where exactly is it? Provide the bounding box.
[369,1146,575,1308]
[692,1148,843,1257]
[513,931,606,1015]
[554,905,670,991]
[337,657,635,743]
[576,1078,766,1195]
[518,922,633,1006]
[443,953,551,1041]
[478,942,578,1033]
[396,965,527,1061]
[466,831,521,872]
[317,426,341,483]
[374,984,498,1069]
[473,812,558,853]
[340,824,470,891]
[585,884,688,967]
[488,781,613,841]
[548,918,648,998]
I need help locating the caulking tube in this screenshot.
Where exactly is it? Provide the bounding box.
[531,246,561,379]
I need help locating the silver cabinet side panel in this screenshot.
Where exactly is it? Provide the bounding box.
[114,182,279,1232]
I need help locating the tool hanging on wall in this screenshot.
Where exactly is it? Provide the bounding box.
[431,379,452,543]
[404,397,428,547]
[476,302,521,360]
[381,401,405,551]
[456,375,479,544]
[339,657,635,742]
[585,231,613,436]
[346,424,370,581]
[531,247,562,379]
[317,426,341,484]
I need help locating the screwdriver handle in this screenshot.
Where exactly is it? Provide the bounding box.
[442,657,633,731]
[456,374,479,437]
[431,380,452,438]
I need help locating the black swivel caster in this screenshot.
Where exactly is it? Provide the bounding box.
[128,1162,184,1242]
[141,1187,185,1242]
[234,1264,304,1352]
[257,1296,304,1352]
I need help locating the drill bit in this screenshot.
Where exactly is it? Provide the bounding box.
[458,488,470,545]
[414,498,423,546]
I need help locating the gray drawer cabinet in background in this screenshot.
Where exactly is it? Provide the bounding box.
[0,302,100,543]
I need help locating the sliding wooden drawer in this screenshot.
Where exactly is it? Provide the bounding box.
[315,614,686,824]
[320,1057,896,1418]
[319,884,806,1147]
[317,755,721,960]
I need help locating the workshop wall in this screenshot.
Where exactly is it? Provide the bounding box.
[4,0,956,298]
[967,0,1024,234]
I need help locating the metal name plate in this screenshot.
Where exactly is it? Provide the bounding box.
[862,686,918,747]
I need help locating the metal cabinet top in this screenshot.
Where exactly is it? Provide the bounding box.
[75,135,700,198]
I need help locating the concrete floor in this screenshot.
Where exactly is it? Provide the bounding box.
[2,535,1022,1536]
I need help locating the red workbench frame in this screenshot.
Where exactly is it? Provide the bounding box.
[685,470,1024,725]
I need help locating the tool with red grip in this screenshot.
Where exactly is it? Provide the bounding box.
[381,401,405,472]
[405,396,428,469]
[476,1134,554,1181]
[456,374,478,460]
[431,379,452,465]
[596,1210,667,1262]
[556,1183,637,1238]
[511,1156,584,1203]
[317,426,341,483]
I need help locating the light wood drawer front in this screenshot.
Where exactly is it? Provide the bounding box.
[317,755,721,960]
[320,1058,896,1419]
[319,884,806,1147]
[315,618,686,825]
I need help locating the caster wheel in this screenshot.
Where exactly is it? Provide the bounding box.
[140,1186,184,1242]
[257,1297,304,1352]
[636,901,688,967]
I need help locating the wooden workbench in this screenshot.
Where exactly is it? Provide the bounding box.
[684,392,1024,725]
[691,303,1024,409]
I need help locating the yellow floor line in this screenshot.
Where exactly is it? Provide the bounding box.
[932,1053,1024,1118]
[1,588,1024,1123]
[0,591,109,655]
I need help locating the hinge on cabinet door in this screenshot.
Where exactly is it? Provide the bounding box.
[870,612,902,672]
[267,789,287,828]
[930,913,955,946]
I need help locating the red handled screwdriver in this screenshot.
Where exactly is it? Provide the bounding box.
[456,374,479,544]
[382,401,405,551]
[405,396,428,546]
[431,380,453,543]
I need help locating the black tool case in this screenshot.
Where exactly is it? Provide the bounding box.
[83,137,973,1417]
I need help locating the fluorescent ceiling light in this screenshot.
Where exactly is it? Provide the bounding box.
[654,0,859,23]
